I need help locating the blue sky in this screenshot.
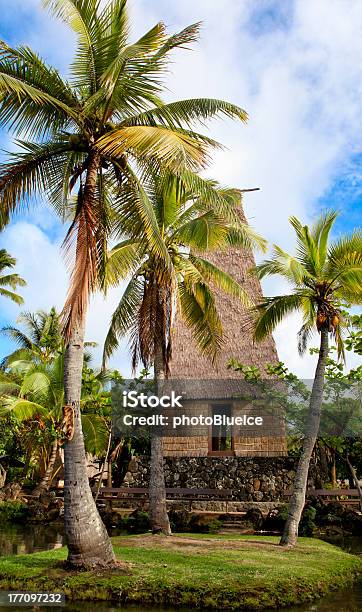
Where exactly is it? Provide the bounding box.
[0,0,361,376]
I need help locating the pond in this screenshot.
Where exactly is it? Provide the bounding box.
[0,524,360,612]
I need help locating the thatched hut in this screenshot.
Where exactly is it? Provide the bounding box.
[165,206,287,458]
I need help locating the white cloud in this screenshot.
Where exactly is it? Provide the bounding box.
[0,0,75,71]
[1,0,361,377]
[1,221,67,318]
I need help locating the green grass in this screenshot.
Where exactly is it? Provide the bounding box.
[0,534,360,610]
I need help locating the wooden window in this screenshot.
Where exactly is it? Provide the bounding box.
[208,403,235,456]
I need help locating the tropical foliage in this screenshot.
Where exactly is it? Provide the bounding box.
[1,308,62,367]
[0,249,26,305]
[0,309,113,491]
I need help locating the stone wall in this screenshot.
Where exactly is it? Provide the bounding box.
[123,455,316,503]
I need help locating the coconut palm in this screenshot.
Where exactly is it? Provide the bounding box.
[0,249,26,305]
[0,352,109,496]
[0,0,248,566]
[103,173,266,533]
[1,308,62,367]
[252,211,362,546]
[1,308,96,368]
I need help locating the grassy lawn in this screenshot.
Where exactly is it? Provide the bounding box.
[0,534,360,610]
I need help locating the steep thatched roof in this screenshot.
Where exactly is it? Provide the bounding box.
[169,205,278,391]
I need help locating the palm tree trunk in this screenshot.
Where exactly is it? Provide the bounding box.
[63,317,115,567]
[20,452,31,483]
[149,345,171,535]
[62,150,115,568]
[280,328,329,547]
[0,464,6,488]
[330,448,337,487]
[32,439,58,497]
[107,457,113,488]
[346,454,362,512]
[95,430,112,502]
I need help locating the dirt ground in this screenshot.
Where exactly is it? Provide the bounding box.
[114,534,283,552]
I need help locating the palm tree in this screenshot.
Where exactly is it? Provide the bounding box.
[0,352,109,496]
[0,0,248,566]
[0,249,26,305]
[103,173,266,533]
[252,211,362,546]
[1,308,62,367]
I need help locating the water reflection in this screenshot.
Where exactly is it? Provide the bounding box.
[0,523,64,556]
[5,592,362,612]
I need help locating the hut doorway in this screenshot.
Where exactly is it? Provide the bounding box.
[209,404,235,456]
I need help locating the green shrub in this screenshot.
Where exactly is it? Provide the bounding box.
[299,506,317,536]
[264,504,317,536]
[263,505,289,531]
[169,509,191,532]
[0,500,28,522]
[118,509,150,533]
[189,514,222,533]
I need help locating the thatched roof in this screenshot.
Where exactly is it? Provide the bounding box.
[169,205,279,393]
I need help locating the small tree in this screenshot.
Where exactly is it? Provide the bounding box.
[251,211,362,546]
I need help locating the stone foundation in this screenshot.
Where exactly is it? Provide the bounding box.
[123,455,317,503]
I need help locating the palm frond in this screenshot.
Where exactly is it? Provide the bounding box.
[0,274,26,289]
[311,210,338,270]
[154,22,201,58]
[0,379,20,396]
[42,0,100,93]
[20,371,51,401]
[253,245,309,284]
[297,320,315,356]
[178,280,223,363]
[112,166,172,268]
[326,230,362,281]
[97,125,209,172]
[289,215,320,276]
[103,239,142,290]
[253,293,303,341]
[0,140,72,227]
[82,413,109,455]
[0,287,24,304]
[102,275,144,365]
[99,22,166,113]
[121,98,248,130]
[179,172,246,228]
[0,41,78,138]
[189,255,252,307]
[0,55,79,125]
[0,398,48,420]
[173,211,229,250]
